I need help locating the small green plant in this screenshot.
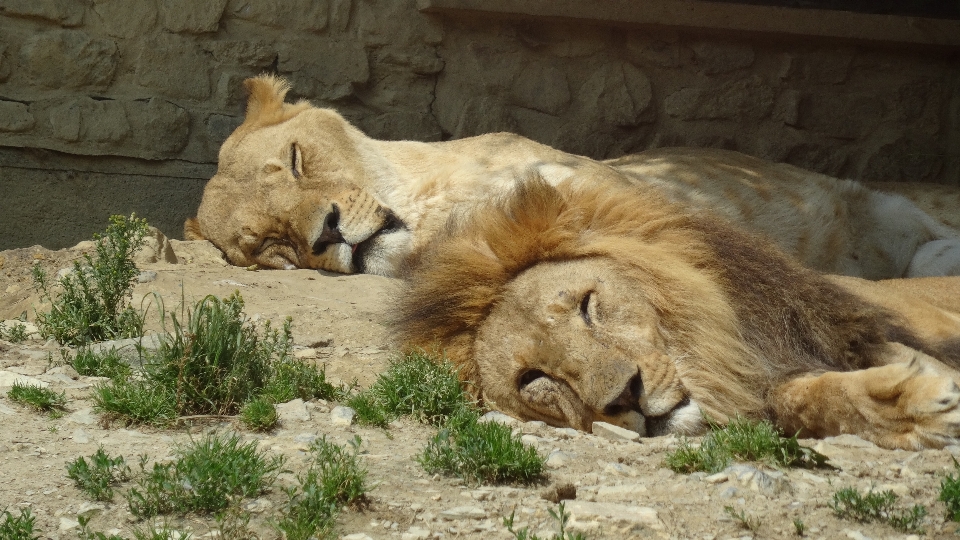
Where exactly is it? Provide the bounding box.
[70,348,132,380]
[0,508,38,540]
[7,381,66,412]
[0,320,30,343]
[350,351,469,427]
[33,214,149,346]
[664,416,830,474]
[261,355,343,404]
[275,436,369,540]
[77,515,126,540]
[831,486,926,534]
[126,432,283,517]
[67,447,131,501]
[940,457,960,521]
[240,397,278,432]
[503,502,585,540]
[92,377,177,426]
[724,505,760,532]
[420,408,544,485]
[793,517,805,536]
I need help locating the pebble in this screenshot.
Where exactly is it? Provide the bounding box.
[0,371,48,389]
[844,530,872,540]
[564,500,664,531]
[595,483,648,501]
[401,526,432,540]
[45,365,80,379]
[439,506,486,520]
[591,421,640,442]
[545,449,573,468]
[479,411,517,425]
[65,408,97,425]
[59,517,80,532]
[76,502,105,518]
[824,434,877,448]
[71,429,91,444]
[554,427,580,439]
[243,498,273,513]
[294,348,317,359]
[343,534,373,540]
[520,434,545,447]
[705,472,728,484]
[89,334,165,367]
[725,464,792,495]
[602,462,638,477]
[330,405,356,426]
[137,270,158,283]
[276,399,310,422]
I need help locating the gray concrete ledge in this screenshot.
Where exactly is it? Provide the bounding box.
[419,0,960,47]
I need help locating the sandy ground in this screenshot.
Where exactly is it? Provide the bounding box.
[1,238,959,540]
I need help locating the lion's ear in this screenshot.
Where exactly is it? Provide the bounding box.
[242,74,291,125]
[183,217,205,240]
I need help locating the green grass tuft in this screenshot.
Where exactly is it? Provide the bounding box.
[7,382,66,412]
[261,356,344,404]
[67,447,131,501]
[240,397,278,432]
[940,457,960,521]
[831,486,926,534]
[33,214,149,346]
[70,348,132,380]
[275,436,370,540]
[664,416,830,474]
[420,408,544,485]
[0,320,31,343]
[0,508,38,540]
[126,432,283,518]
[92,377,177,426]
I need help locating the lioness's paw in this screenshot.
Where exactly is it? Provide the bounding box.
[899,368,960,448]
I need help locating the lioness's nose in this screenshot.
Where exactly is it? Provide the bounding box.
[602,371,643,416]
[312,204,345,255]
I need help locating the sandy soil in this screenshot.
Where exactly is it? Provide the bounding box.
[1,238,959,540]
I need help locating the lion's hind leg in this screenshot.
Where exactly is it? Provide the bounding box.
[771,347,960,449]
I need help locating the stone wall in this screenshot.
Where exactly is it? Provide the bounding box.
[1,0,957,249]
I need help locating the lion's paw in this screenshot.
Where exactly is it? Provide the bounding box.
[896,362,960,448]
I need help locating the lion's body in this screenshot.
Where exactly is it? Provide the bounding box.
[189,75,960,279]
[396,179,960,449]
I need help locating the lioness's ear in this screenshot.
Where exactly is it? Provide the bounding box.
[243,74,291,124]
[184,217,205,240]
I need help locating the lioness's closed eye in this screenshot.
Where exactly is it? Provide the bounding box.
[394,178,960,450]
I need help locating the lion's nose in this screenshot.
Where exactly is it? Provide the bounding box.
[602,371,643,416]
[312,204,345,255]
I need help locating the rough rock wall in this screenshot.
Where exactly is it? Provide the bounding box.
[0,0,957,249]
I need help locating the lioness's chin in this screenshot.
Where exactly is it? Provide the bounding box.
[353,229,411,277]
[646,398,704,437]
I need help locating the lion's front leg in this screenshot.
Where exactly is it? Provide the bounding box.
[770,348,960,449]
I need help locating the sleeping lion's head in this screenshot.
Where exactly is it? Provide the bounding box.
[185,75,408,274]
[396,178,774,437]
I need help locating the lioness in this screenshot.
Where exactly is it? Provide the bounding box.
[186,75,960,279]
[395,178,960,450]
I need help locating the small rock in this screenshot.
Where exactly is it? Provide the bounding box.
[591,421,640,442]
[878,483,910,496]
[0,402,14,415]
[439,506,486,520]
[545,449,572,468]
[243,498,273,513]
[565,501,664,531]
[522,420,546,431]
[554,427,580,438]
[276,399,310,422]
[45,365,80,379]
[330,405,356,426]
[603,462,638,477]
[479,411,518,425]
[823,434,877,448]
[294,348,317,359]
[401,526,431,540]
[520,434,544,447]
[76,502,105,518]
[705,472,728,484]
[66,407,97,425]
[725,464,792,495]
[342,534,373,540]
[595,483,648,501]
[137,270,158,283]
[59,517,80,532]
[718,486,740,499]
[0,371,48,389]
[293,433,317,445]
[844,530,872,540]
[71,429,91,444]
[88,334,165,367]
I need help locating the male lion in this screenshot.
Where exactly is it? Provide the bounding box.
[394,178,960,450]
[186,75,960,279]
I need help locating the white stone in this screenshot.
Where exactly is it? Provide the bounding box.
[591,421,640,442]
[66,407,97,425]
[71,429,91,444]
[724,464,791,495]
[0,371,48,388]
[0,402,14,415]
[45,365,80,379]
[479,411,518,425]
[844,530,872,540]
[545,449,573,468]
[294,348,317,359]
[59,517,80,532]
[595,483,648,501]
[330,405,355,426]
[243,498,273,513]
[554,427,581,439]
[823,434,877,448]
[603,462,638,477]
[342,534,373,540]
[401,526,431,540]
[439,506,486,520]
[565,501,664,531]
[520,434,544,447]
[76,502,105,518]
[276,399,310,422]
[705,472,728,484]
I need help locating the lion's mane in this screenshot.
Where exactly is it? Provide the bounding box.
[395,178,946,423]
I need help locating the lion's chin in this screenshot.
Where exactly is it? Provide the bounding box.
[646,397,703,436]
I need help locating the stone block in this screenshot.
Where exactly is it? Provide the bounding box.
[784,48,854,84]
[0,43,9,82]
[591,421,641,442]
[49,97,130,143]
[279,39,369,100]
[0,101,34,132]
[575,62,652,127]
[796,92,882,139]
[0,0,84,26]
[203,40,276,69]
[862,136,943,183]
[626,36,681,68]
[691,41,755,74]
[160,0,227,33]
[21,31,118,89]
[92,0,157,38]
[228,0,329,31]
[664,76,774,121]
[511,61,569,115]
[565,501,664,533]
[136,33,211,100]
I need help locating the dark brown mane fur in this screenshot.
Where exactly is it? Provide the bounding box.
[393,177,950,412]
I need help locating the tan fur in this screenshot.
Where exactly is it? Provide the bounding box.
[395,179,960,449]
[188,75,960,278]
